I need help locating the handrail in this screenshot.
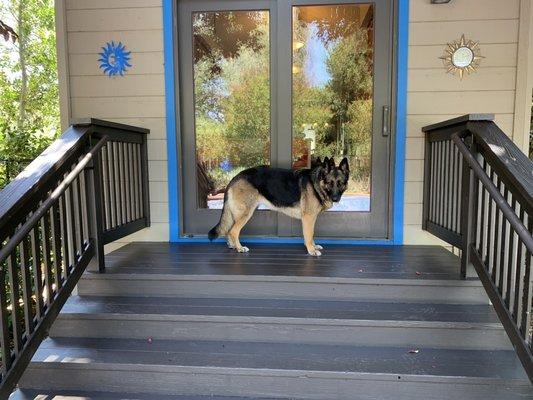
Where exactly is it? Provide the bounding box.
[0,137,107,263]
[0,119,150,397]
[422,114,533,383]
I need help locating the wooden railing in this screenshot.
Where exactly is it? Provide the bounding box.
[0,119,150,397]
[422,114,533,382]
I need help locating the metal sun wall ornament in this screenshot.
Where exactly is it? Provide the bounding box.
[98,41,132,77]
[440,34,483,79]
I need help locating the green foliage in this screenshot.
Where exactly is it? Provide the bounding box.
[0,0,59,187]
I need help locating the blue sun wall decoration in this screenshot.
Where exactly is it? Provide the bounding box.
[98,41,132,77]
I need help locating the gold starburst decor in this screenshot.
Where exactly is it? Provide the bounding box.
[440,34,483,79]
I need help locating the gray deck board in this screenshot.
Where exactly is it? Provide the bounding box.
[31,337,528,381]
[10,389,281,400]
[99,243,464,280]
[62,295,499,323]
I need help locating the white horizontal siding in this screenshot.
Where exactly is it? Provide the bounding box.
[70,52,164,76]
[404,0,520,245]
[66,2,169,243]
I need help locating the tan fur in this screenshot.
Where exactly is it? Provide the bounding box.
[221,179,331,255]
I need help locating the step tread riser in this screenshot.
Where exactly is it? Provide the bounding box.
[19,367,532,400]
[50,318,512,350]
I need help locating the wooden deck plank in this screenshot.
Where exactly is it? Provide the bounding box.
[62,296,499,323]
[100,243,463,280]
[31,337,529,381]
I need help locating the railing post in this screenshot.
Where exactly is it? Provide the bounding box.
[86,139,106,272]
[422,133,432,231]
[140,133,151,225]
[460,135,477,279]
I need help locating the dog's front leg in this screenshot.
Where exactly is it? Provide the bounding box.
[302,213,320,256]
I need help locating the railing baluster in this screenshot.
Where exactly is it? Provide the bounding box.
[505,197,517,308]
[486,167,494,271]
[0,265,11,376]
[112,142,121,226]
[520,215,532,338]
[19,236,34,336]
[491,177,501,284]
[67,185,78,266]
[101,144,109,230]
[133,143,139,220]
[498,186,509,295]
[513,207,525,321]
[124,143,133,222]
[108,143,117,229]
[30,226,43,319]
[76,176,85,251]
[7,250,22,354]
[60,193,71,280]
[41,211,54,303]
[51,203,64,290]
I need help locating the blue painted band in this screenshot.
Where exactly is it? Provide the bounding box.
[392,0,409,245]
[163,0,180,241]
[163,1,409,245]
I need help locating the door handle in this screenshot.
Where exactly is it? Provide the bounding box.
[382,105,390,137]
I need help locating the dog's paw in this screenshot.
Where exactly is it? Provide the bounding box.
[237,246,250,253]
[227,242,235,249]
[314,244,323,250]
[308,248,322,257]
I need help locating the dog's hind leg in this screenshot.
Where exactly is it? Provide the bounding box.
[228,206,255,253]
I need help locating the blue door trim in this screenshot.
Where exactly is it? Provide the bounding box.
[163,0,409,245]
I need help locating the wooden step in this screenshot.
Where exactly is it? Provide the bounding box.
[50,296,511,350]
[79,273,488,304]
[19,338,531,400]
[10,389,284,400]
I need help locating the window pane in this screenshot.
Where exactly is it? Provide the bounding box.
[292,4,373,212]
[193,11,270,209]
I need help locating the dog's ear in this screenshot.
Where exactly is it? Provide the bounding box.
[327,157,335,170]
[323,157,330,172]
[311,156,322,169]
[339,157,349,173]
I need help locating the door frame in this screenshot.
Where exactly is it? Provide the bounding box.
[163,0,408,244]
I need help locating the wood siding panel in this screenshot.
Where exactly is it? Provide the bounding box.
[71,97,165,119]
[66,0,161,10]
[150,202,170,224]
[70,52,164,76]
[70,75,165,98]
[147,139,168,161]
[409,20,519,46]
[408,67,516,92]
[408,91,516,115]
[148,160,168,182]
[405,137,424,160]
[408,44,518,69]
[66,8,162,32]
[68,31,163,54]
[404,182,424,204]
[410,0,519,22]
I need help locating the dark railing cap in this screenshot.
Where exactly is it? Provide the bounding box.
[422,114,494,132]
[72,118,150,135]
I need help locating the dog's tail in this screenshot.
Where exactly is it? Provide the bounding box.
[208,194,234,241]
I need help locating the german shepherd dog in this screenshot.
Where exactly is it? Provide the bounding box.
[208,157,349,256]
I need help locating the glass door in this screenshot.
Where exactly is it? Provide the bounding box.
[178,0,393,238]
[178,0,278,235]
[287,1,392,238]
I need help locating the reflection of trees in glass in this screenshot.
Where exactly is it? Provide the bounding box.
[193,12,270,192]
[293,11,373,194]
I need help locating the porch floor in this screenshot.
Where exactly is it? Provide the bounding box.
[101,243,464,280]
[13,243,532,399]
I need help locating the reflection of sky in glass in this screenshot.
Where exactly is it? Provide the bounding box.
[304,24,331,88]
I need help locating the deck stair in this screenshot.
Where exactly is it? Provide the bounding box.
[11,243,533,399]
